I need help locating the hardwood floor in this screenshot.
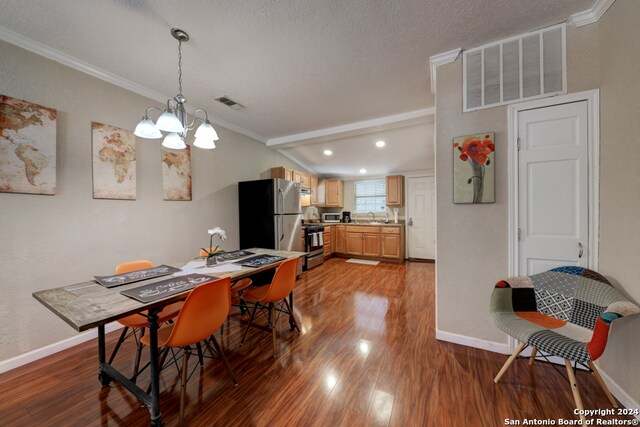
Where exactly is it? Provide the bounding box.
[0,258,634,426]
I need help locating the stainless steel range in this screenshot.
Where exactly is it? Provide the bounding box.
[304,224,324,270]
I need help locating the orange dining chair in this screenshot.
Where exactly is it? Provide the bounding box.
[109,260,183,381]
[140,276,237,426]
[240,258,301,357]
[220,278,253,335]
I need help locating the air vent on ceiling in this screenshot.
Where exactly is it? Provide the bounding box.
[463,23,566,112]
[215,96,244,110]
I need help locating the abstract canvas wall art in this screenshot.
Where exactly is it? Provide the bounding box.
[0,94,57,195]
[162,146,192,201]
[453,132,495,203]
[92,122,136,200]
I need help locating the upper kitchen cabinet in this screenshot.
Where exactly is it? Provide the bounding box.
[386,175,404,206]
[310,175,319,205]
[271,167,294,181]
[318,178,343,207]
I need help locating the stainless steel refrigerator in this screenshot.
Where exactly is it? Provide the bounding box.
[238,179,303,253]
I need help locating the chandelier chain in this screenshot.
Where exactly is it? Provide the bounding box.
[178,40,183,95]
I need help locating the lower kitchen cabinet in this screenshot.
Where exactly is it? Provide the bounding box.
[335,225,403,261]
[323,226,332,258]
[362,233,381,257]
[381,233,401,258]
[336,226,346,253]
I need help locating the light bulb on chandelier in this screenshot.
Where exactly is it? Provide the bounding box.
[134,28,219,150]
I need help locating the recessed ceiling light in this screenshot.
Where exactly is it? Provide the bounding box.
[376,140,386,147]
[323,149,333,156]
[360,168,367,174]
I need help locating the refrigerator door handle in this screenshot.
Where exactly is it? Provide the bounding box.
[278,188,285,242]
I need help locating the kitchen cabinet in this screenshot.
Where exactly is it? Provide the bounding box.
[323,226,332,258]
[319,178,343,207]
[381,227,402,258]
[386,175,404,207]
[292,170,311,190]
[271,167,293,181]
[330,225,336,254]
[336,225,346,253]
[310,175,318,205]
[335,225,403,261]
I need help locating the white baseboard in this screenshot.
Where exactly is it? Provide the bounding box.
[0,322,123,374]
[436,329,511,354]
[597,365,640,421]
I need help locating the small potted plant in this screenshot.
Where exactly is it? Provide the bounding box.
[202,227,226,266]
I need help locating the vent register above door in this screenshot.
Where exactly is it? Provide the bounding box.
[463,24,566,112]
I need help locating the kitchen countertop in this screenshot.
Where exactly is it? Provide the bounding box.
[303,222,404,227]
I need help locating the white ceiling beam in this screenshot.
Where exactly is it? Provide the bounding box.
[429,48,462,94]
[266,108,435,148]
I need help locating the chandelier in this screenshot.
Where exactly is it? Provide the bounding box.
[134,28,219,150]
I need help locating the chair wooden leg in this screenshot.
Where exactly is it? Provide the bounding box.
[283,298,300,334]
[565,359,586,424]
[196,342,204,367]
[529,346,537,366]
[108,326,129,365]
[179,348,191,427]
[588,361,618,408]
[210,336,238,385]
[494,341,527,383]
[269,303,276,358]
[240,303,259,346]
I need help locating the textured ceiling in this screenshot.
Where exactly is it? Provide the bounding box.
[0,0,595,177]
[0,0,594,141]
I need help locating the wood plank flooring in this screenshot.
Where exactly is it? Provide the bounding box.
[0,258,634,426]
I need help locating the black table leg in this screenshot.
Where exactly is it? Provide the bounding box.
[97,325,111,386]
[147,309,163,427]
[288,291,296,330]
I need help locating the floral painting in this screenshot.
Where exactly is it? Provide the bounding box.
[92,122,136,200]
[0,95,57,195]
[453,132,495,203]
[162,146,192,201]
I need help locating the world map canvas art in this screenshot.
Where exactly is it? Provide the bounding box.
[0,95,57,195]
[92,122,136,200]
[162,145,192,201]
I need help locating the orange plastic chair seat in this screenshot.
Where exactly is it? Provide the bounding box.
[118,302,184,328]
[243,286,270,302]
[140,324,174,347]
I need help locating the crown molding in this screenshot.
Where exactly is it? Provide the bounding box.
[429,48,462,94]
[275,149,317,175]
[569,0,616,27]
[266,108,435,147]
[0,25,267,143]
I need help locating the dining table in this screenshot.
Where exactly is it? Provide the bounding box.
[32,248,306,427]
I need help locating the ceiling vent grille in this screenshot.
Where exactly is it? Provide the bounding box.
[463,23,566,112]
[215,96,244,110]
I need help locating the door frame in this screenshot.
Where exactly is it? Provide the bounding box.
[507,89,600,279]
[403,170,435,259]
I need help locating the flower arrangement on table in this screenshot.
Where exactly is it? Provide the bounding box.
[202,227,227,266]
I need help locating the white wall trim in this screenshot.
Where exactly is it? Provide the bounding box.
[0,322,123,374]
[0,25,267,144]
[569,0,616,28]
[436,329,511,354]
[266,108,435,147]
[429,48,462,94]
[597,364,640,421]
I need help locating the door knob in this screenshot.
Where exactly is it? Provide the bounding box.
[408,218,413,226]
[578,242,583,258]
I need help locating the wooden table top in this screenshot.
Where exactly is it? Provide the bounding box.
[33,248,306,332]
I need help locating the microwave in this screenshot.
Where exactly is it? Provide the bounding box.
[322,213,341,223]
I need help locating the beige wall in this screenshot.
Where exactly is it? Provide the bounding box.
[436,0,640,402]
[0,40,301,361]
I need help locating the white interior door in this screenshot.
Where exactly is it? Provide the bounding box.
[407,176,435,259]
[518,101,589,275]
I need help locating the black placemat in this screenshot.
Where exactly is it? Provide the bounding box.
[120,274,216,303]
[234,254,286,268]
[95,265,182,288]
[211,250,255,262]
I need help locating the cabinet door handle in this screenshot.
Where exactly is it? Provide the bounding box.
[408,218,413,226]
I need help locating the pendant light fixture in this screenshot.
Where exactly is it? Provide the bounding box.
[134,28,219,150]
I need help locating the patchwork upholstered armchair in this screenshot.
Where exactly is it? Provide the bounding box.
[490,267,639,422]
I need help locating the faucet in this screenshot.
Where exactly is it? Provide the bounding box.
[369,211,375,223]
